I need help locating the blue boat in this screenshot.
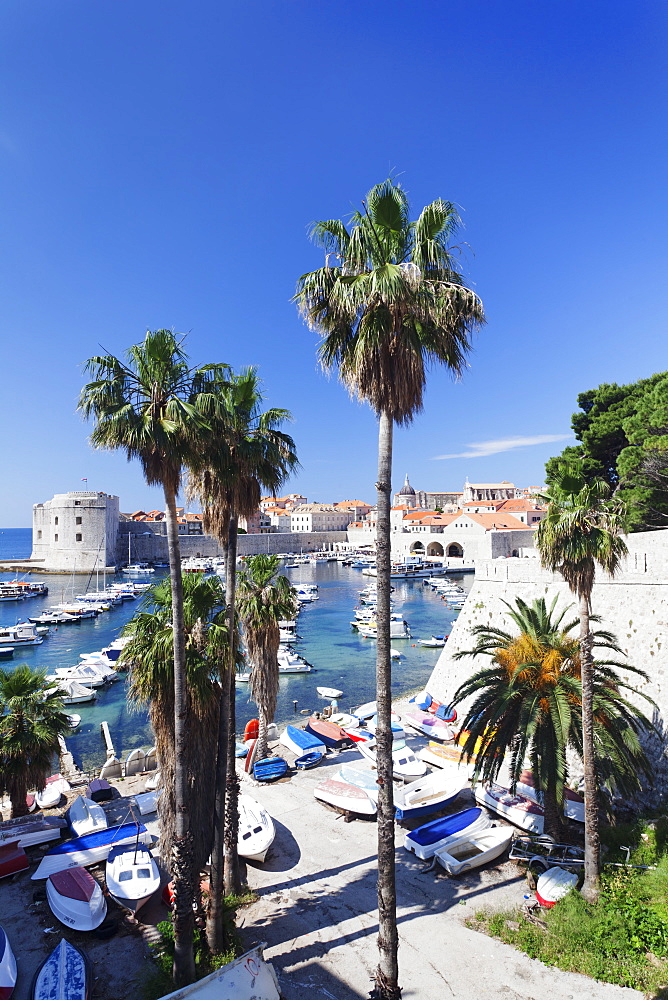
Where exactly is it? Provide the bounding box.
[32,823,152,880]
[32,938,90,1000]
[253,757,289,782]
[403,807,491,860]
[294,750,324,770]
[279,725,326,756]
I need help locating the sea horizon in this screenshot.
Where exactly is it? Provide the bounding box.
[0,527,32,560]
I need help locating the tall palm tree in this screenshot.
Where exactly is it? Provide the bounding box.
[79,329,229,984]
[535,465,630,902]
[121,575,230,878]
[0,666,70,818]
[452,597,653,839]
[294,179,484,998]
[236,555,296,763]
[188,369,298,945]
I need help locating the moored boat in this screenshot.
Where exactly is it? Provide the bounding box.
[434,825,514,876]
[106,843,160,913]
[0,926,17,1000]
[316,686,343,700]
[32,938,90,1000]
[403,806,492,860]
[47,867,107,930]
[238,794,275,862]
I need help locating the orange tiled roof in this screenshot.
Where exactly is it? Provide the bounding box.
[457,512,533,531]
[495,499,545,512]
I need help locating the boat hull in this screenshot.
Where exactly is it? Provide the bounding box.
[314,779,376,816]
[47,869,107,930]
[32,823,152,879]
[434,826,514,876]
[305,718,353,751]
[394,774,464,822]
[253,758,289,783]
[403,711,454,742]
[0,815,66,849]
[294,751,323,770]
[404,807,492,860]
[536,866,579,907]
[0,926,17,1000]
[238,795,275,862]
[67,797,108,838]
[106,845,160,913]
[474,782,544,834]
[32,939,90,1000]
[279,726,326,756]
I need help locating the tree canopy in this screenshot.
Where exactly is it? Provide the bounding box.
[545,372,668,530]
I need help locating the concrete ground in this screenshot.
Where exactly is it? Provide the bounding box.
[237,732,645,1000]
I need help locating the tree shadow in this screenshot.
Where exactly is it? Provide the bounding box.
[246,818,302,873]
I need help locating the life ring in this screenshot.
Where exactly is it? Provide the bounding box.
[243,719,259,742]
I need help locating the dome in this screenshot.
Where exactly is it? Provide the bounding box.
[398,474,415,497]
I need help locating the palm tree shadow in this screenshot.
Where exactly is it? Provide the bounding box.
[245,817,302,873]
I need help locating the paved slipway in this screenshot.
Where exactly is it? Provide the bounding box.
[238,728,643,1000]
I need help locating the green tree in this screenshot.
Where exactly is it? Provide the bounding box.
[188,368,298,945]
[452,597,653,839]
[236,555,296,763]
[79,329,229,985]
[535,465,630,902]
[294,178,484,998]
[0,666,70,818]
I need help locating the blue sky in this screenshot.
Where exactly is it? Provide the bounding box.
[1,1,666,525]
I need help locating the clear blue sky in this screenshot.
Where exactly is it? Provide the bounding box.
[1,1,666,525]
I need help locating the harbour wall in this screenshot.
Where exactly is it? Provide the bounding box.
[118,524,348,562]
[427,529,668,726]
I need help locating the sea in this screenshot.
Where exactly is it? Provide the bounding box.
[0,530,471,770]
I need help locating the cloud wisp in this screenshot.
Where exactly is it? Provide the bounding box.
[431,434,571,461]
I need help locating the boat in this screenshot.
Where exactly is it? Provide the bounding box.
[402,711,455,742]
[134,789,160,815]
[403,806,492,860]
[418,741,472,776]
[294,751,323,770]
[357,740,427,780]
[35,774,71,810]
[511,770,585,824]
[536,866,579,907]
[353,700,377,720]
[99,756,122,781]
[54,680,97,705]
[366,715,404,740]
[253,758,289,782]
[123,563,154,575]
[314,778,376,817]
[66,714,81,729]
[46,867,108,930]
[393,772,464,822]
[418,635,447,647]
[106,843,160,912]
[124,748,146,776]
[0,840,29,879]
[85,778,113,803]
[237,794,275,862]
[0,623,44,647]
[279,725,326,756]
[145,770,161,791]
[390,648,402,659]
[0,925,17,1000]
[357,620,410,639]
[304,718,353,751]
[32,822,153,879]
[0,814,66,849]
[0,648,13,660]
[145,944,280,1000]
[32,939,90,1000]
[434,826,514,876]
[335,763,379,800]
[316,686,343,700]
[474,782,544,834]
[67,797,108,837]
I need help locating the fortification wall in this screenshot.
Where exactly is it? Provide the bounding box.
[428,529,668,723]
[31,493,119,572]
[115,525,348,563]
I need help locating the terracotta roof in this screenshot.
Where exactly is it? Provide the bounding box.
[495,499,545,512]
[462,500,498,508]
[457,512,533,531]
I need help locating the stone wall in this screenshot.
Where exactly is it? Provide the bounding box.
[31,492,119,572]
[427,529,668,724]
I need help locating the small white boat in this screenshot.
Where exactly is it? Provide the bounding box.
[335,763,379,800]
[390,648,402,659]
[35,774,71,810]
[47,866,108,930]
[353,700,377,720]
[106,843,160,912]
[509,770,585,825]
[124,748,146,776]
[145,769,162,791]
[0,925,17,999]
[134,789,161,815]
[0,814,66,849]
[99,756,122,780]
[474,782,544,834]
[357,740,427,780]
[403,711,454,742]
[434,825,514,876]
[366,714,404,740]
[418,635,447,648]
[328,712,359,729]
[419,741,472,778]
[317,686,343,700]
[403,807,492,860]
[32,822,153,879]
[314,778,377,817]
[238,794,275,862]
[393,772,464,822]
[66,796,108,837]
[66,714,81,729]
[55,680,98,704]
[536,866,579,907]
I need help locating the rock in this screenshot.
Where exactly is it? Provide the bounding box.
[505,920,521,932]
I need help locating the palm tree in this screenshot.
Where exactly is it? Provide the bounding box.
[535,465,630,902]
[0,665,70,818]
[294,178,484,998]
[452,597,653,839]
[187,369,298,944]
[122,575,230,879]
[236,555,296,763]
[79,329,229,984]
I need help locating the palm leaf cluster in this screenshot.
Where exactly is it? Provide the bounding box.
[452,597,654,837]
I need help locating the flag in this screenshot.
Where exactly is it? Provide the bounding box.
[81,478,88,483]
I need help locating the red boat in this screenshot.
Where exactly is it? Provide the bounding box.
[305,718,353,751]
[0,840,29,880]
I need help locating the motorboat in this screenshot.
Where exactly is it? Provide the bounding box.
[0,648,13,660]
[316,686,343,700]
[0,925,17,999]
[67,796,108,837]
[393,772,464,822]
[403,806,492,860]
[238,794,275,862]
[124,748,146,776]
[48,679,97,704]
[0,813,66,849]
[276,649,313,673]
[279,725,326,756]
[35,774,71,810]
[0,839,29,879]
[356,619,410,639]
[434,826,514,876]
[366,714,404,740]
[32,939,90,1000]
[304,718,353,751]
[0,623,43,647]
[53,663,112,688]
[106,843,160,912]
[66,714,81,729]
[418,635,447,648]
[47,867,107,930]
[32,822,153,879]
[403,711,454,743]
[357,740,427,780]
[314,778,377,817]
[123,563,155,575]
[474,782,544,834]
[536,866,579,907]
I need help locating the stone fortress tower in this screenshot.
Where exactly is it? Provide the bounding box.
[31,492,119,573]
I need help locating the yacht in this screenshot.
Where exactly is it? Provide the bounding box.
[0,623,44,647]
[123,563,155,576]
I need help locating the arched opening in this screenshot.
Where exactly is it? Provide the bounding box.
[410,541,425,553]
[447,542,463,558]
[427,542,444,557]
[512,549,519,557]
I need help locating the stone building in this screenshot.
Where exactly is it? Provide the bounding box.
[290,504,353,533]
[31,491,120,572]
[393,474,418,508]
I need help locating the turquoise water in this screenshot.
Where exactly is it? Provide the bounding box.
[0,537,470,769]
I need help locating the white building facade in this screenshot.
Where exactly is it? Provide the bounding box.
[31,491,120,572]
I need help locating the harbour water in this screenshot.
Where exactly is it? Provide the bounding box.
[0,534,471,769]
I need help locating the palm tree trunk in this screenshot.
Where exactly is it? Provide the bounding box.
[164,486,196,985]
[372,409,400,1000]
[205,632,230,953]
[224,516,242,896]
[256,706,269,764]
[10,775,29,819]
[579,591,600,903]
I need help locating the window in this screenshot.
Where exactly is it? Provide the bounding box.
[74,500,81,506]
[54,534,58,542]
[54,517,58,525]
[76,516,82,525]
[76,534,82,542]
[37,530,42,540]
